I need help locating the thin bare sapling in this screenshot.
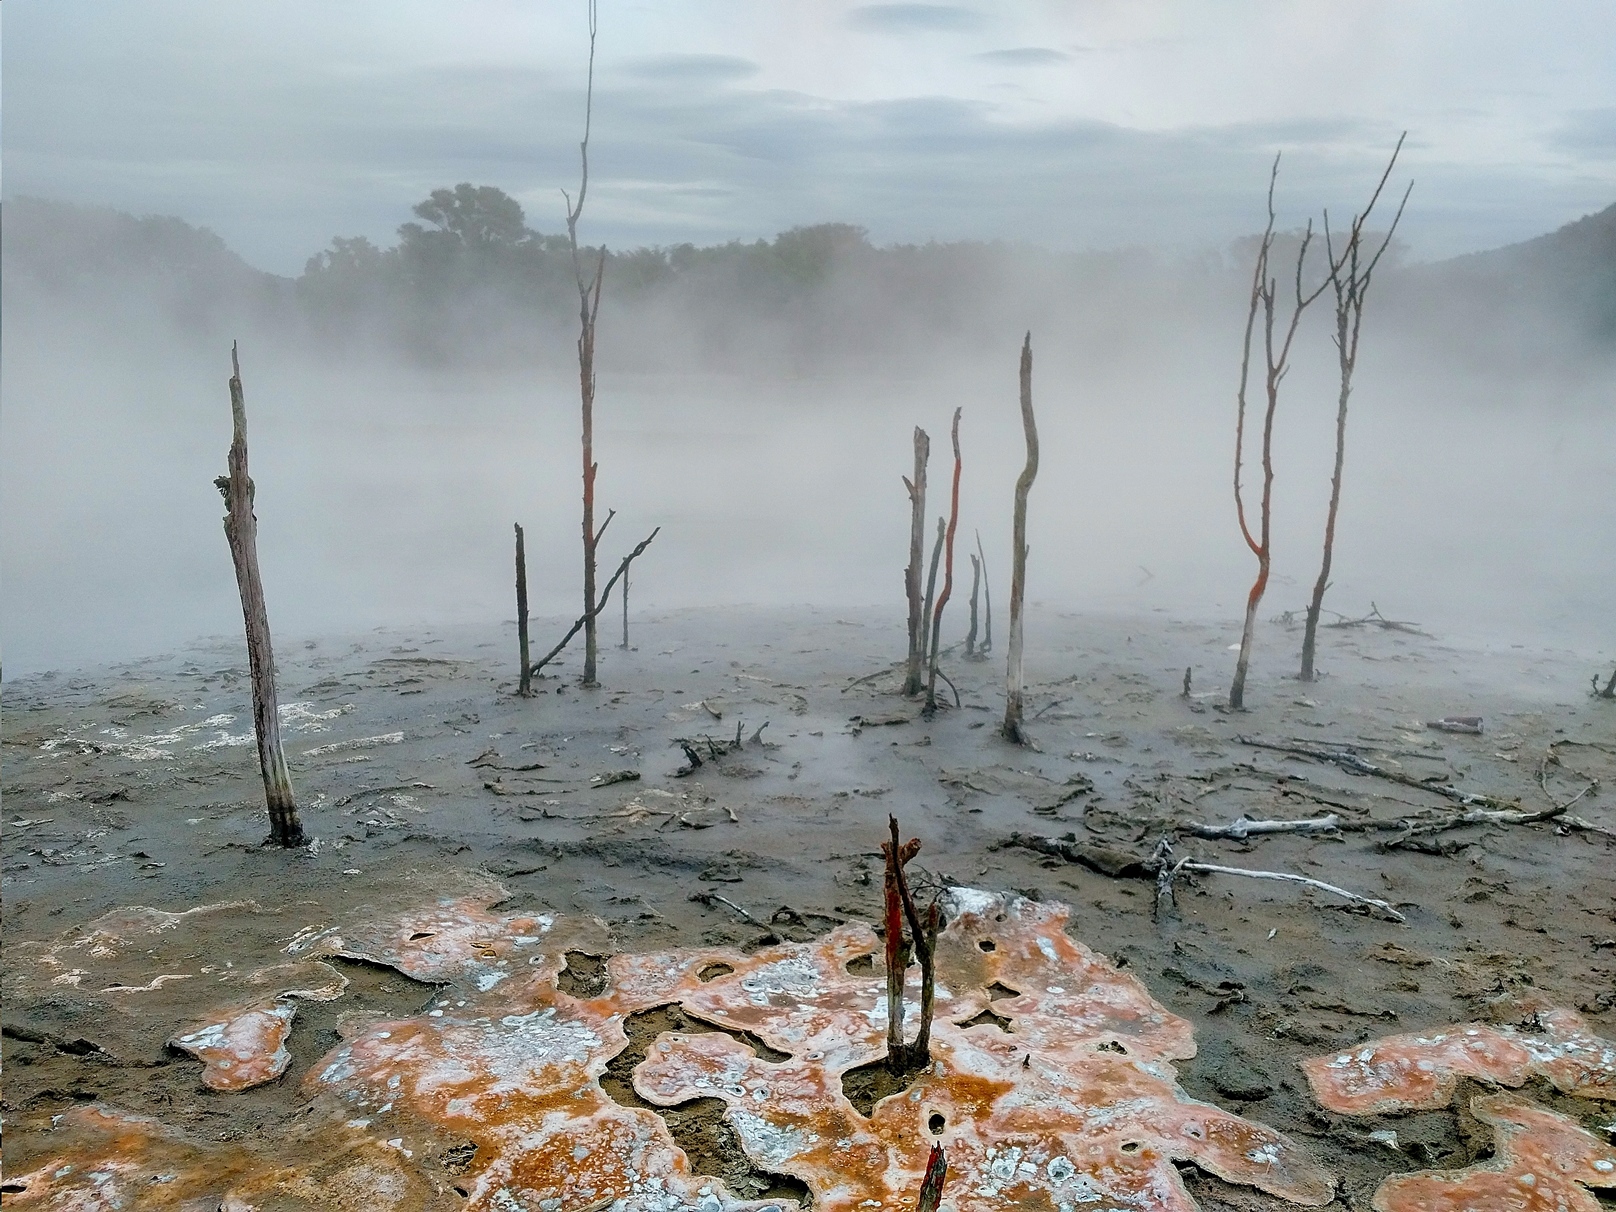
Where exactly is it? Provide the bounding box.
[1230,159,1330,710]
[903,428,931,695]
[1004,335,1038,743]
[529,526,659,678]
[563,0,608,686]
[516,523,532,696]
[1299,135,1411,681]
[926,408,963,714]
[882,815,940,1073]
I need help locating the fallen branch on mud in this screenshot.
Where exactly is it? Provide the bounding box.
[528,527,660,678]
[1237,735,1516,810]
[689,890,773,936]
[1320,602,1426,635]
[1166,858,1406,922]
[1181,814,1341,840]
[999,831,1407,922]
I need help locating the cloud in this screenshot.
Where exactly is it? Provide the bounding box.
[974,47,1070,66]
[847,5,986,34]
[1552,109,1616,159]
[622,54,759,85]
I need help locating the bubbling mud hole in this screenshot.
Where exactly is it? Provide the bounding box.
[6,883,1338,1211]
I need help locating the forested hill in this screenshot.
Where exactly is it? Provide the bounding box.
[5,187,1613,374]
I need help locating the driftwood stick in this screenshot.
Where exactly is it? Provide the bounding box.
[515,523,532,696]
[216,343,303,848]
[1003,334,1038,743]
[530,528,660,677]
[1172,859,1406,922]
[903,428,931,696]
[690,891,769,931]
[1237,735,1517,810]
[1181,814,1341,840]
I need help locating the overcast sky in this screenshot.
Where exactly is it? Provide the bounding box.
[5,1,1614,275]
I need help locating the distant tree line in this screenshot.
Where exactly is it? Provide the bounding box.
[5,188,1612,375]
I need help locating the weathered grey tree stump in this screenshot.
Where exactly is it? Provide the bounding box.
[215,343,303,847]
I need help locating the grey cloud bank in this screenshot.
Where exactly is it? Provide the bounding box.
[4,2,1614,273]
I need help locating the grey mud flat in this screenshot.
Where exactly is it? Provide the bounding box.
[4,605,1614,1209]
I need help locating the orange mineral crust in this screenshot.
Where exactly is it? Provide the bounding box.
[1303,1006,1615,1114]
[307,887,1336,1211]
[1370,1094,1616,1212]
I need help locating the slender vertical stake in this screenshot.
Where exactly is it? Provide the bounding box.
[1003,334,1038,743]
[620,571,631,649]
[903,428,931,696]
[965,554,980,658]
[882,821,908,1069]
[926,408,962,713]
[216,343,303,848]
[516,523,532,696]
[976,530,992,655]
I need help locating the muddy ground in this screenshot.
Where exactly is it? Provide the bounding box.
[4,605,1614,1209]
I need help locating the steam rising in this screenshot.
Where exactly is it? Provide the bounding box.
[2,195,1612,676]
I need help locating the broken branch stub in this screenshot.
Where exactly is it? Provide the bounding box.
[216,343,303,848]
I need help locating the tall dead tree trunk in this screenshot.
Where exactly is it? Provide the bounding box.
[564,0,605,687]
[215,343,303,848]
[903,428,931,696]
[1300,136,1410,682]
[1230,158,1330,710]
[516,523,532,696]
[1003,335,1038,744]
[926,408,962,713]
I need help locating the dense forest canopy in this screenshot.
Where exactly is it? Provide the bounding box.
[5,187,1614,376]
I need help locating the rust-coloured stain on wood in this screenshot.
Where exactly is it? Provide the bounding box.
[7,887,1337,1211]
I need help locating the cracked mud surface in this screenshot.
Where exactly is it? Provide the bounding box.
[4,605,1614,1209]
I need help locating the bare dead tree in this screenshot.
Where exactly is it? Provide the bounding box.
[964,554,981,658]
[1230,159,1330,710]
[882,816,940,1073]
[620,572,631,649]
[562,0,607,687]
[926,408,963,713]
[1299,135,1411,681]
[530,527,659,677]
[516,523,532,696]
[903,428,931,695]
[214,343,303,848]
[1004,335,1038,743]
[975,530,992,656]
[920,517,944,676]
